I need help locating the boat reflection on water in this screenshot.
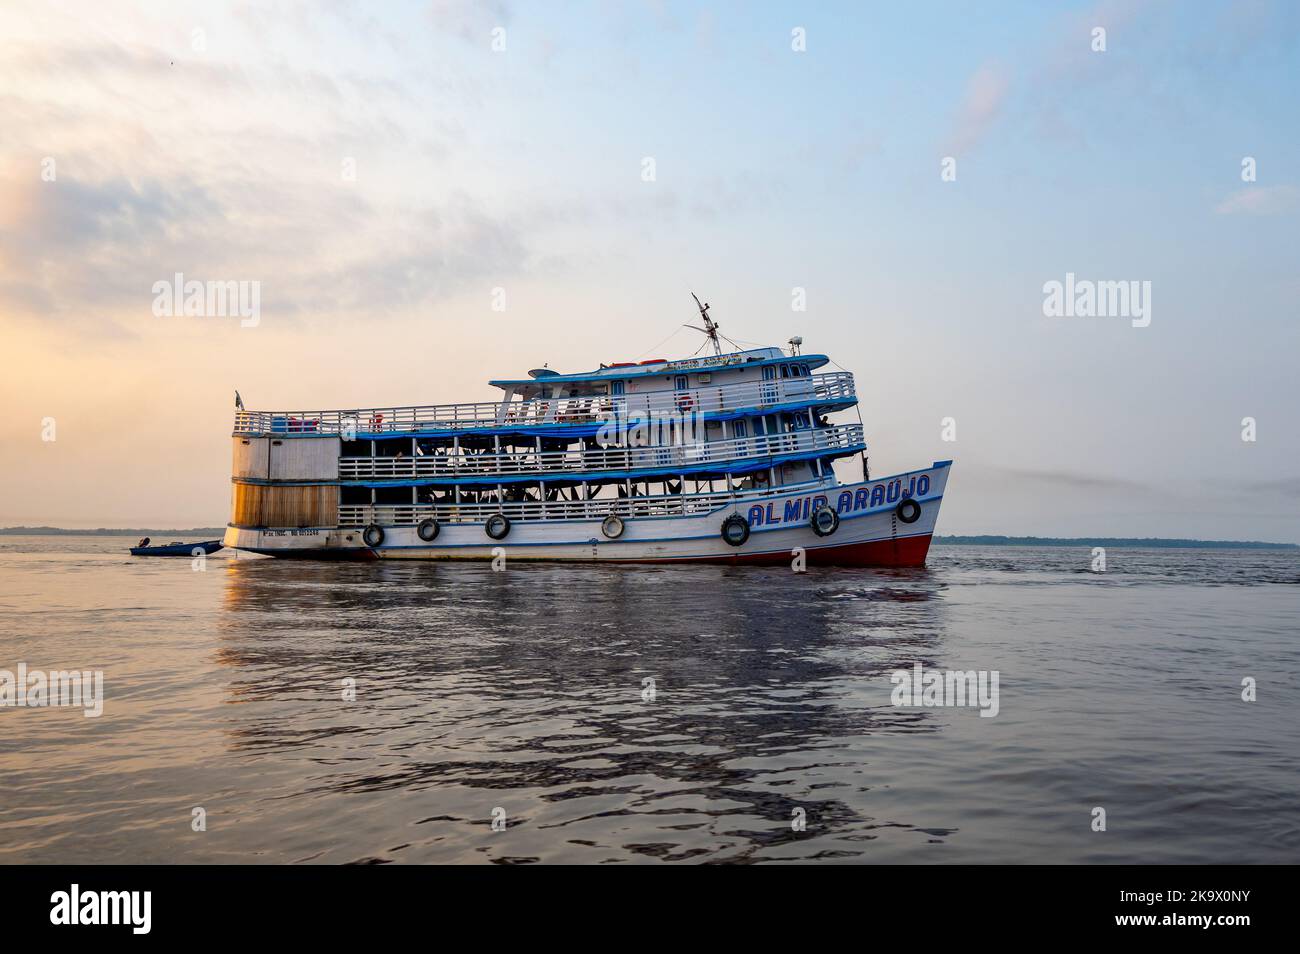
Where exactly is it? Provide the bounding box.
[216,558,950,863]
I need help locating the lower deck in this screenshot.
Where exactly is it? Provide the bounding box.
[225,462,952,568]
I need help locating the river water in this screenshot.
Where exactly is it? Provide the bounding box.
[1,536,1296,864]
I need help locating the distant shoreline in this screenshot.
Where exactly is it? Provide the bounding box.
[936,535,1297,550]
[1,526,1295,549]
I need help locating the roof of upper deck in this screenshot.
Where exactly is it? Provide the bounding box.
[489,347,830,392]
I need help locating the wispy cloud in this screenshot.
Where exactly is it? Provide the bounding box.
[944,61,1010,155]
[0,6,533,336]
[996,468,1150,493]
[1215,185,1300,215]
[1242,476,1300,498]
[0,167,529,333]
[429,0,512,43]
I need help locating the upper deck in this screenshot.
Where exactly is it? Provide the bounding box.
[488,347,829,392]
[232,369,856,438]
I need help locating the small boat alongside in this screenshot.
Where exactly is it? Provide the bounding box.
[129,539,224,557]
[223,306,952,567]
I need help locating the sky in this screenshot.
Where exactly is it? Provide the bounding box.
[0,0,1297,539]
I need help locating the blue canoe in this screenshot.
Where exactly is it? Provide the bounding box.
[129,540,224,557]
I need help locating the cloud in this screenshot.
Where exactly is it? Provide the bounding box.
[0,7,537,337]
[0,169,529,332]
[429,0,512,42]
[996,467,1149,492]
[945,62,1010,155]
[0,174,224,332]
[1215,185,1300,215]
[1242,476,1300,498]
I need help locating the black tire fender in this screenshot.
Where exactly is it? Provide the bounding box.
[810,505,839,537]
[896,498,922,524]
[721,513,750,547]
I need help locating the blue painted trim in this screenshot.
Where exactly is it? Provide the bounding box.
[488,353,831,387]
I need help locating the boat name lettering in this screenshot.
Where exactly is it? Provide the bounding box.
[745,474,930,527]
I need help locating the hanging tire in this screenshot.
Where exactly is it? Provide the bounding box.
[417,518,440,542]
[601,514,625,539]
[720,513,750,547]
[485,513,511,540]
[362,524,385,547]
[896,498,922,524]
[810,505,839,537]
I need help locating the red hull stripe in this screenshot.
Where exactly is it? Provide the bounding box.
[247,534,934,568]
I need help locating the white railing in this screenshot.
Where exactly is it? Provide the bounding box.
[232,372,855,435]
[337,424,864,481]
[337,479,833,527]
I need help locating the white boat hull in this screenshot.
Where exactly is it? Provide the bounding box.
[224,462,951,568]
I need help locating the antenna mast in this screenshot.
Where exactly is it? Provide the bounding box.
[688,293,722,357]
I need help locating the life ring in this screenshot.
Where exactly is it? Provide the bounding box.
[362,524,385,547]
[896,498,922,524]
[810,505,839,537]
[368,412,384,430]
[417,518,440,542]
[601,514,626,539]
[720,513,750,547]
[676,393,694,412]
[485,513,511,540]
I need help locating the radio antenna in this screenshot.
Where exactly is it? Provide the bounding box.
[685,292,722,356]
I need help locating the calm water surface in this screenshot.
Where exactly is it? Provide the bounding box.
[1,536,1297,864]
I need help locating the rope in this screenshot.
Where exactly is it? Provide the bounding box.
[632,325,691,361]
